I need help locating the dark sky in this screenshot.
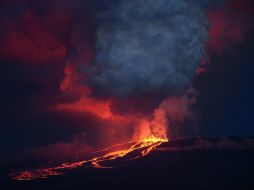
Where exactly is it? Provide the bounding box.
[0,0,254,165]
[195,29,254,137]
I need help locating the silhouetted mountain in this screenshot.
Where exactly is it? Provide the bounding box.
[2,137,254,190]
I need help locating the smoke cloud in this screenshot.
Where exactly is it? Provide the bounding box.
[85,0,221,98]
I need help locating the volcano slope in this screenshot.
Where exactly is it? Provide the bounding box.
[2,137,254,190]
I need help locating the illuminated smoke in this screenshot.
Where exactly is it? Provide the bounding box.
[55,0,225,145]
[85,0,222,98]
[132,87,198,140]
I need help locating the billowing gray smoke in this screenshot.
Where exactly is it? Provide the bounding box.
[85,0,220,98]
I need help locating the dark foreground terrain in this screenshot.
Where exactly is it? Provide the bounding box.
[1,137,254,190]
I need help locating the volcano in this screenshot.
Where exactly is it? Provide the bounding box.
[2,137,254,190]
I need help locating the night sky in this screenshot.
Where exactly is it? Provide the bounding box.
[0,0,254,167]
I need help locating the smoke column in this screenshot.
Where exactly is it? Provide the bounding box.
[56,0,226,143]
[84,0,222,99]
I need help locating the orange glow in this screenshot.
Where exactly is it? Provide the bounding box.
[142,135,168,143]
[11,135,168,180]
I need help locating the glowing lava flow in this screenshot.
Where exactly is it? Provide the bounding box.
[11,136,168,181]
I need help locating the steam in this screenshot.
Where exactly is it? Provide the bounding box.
[132,87,198,140]
[85,0,221,98]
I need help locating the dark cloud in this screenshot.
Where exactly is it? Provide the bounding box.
[84,0,223,98]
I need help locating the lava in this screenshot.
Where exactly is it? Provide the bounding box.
[10,135,168,181]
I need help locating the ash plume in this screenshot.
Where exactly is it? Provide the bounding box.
[84,0,223,98]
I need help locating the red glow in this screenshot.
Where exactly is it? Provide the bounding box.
[55,97,113,119]
[0,9,71,64]
[196,0,253,74]
[207,1,251,53]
